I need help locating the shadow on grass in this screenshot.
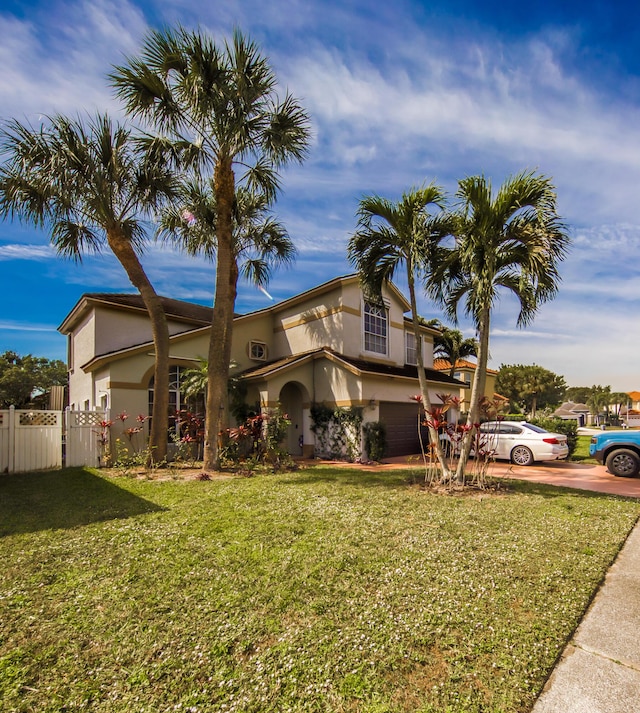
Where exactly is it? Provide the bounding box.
[0,467,165,537]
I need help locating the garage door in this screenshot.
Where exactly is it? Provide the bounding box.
[379,402,430,457]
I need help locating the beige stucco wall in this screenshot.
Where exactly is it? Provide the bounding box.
[272,285,346,356]
[230,312,275,371]
[93,306,204,357]
[68,310,96,410]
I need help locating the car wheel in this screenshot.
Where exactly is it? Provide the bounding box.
[511,445,534,466]
[605,449,640,478]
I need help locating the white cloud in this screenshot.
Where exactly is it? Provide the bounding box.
[0,244,56,261]
[0,320,58,332]
[0,0,147,121]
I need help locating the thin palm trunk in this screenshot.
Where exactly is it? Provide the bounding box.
[107,229,169,463]
[203,157,236,471]
[407,266,451,480]
[455,306,490,481]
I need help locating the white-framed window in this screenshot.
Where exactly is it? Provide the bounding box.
[363,301,388,355]
[249,341,268,361]
[454,371,471,385]
[148,365,206,442]
[405,331,418,365]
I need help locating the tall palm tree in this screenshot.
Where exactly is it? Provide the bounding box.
[433,326,478,378]
[161,179,295,415]
[111,27,310,471]
[430,170,570,480]
[348,185,454,480]
[0,114,177,462]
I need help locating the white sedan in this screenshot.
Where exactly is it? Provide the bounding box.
[478,421,569,466]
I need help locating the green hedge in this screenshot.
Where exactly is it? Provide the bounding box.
[529,417,578,457]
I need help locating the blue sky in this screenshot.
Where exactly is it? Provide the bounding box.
[1,0,639,391]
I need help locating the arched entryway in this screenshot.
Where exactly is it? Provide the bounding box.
[278,382,308,456]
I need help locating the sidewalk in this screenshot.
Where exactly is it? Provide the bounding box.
[532,519,640,712]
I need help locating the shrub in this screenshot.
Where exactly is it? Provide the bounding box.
[530,417,578,457]
[363,421,386,462]
[310,404,363,460]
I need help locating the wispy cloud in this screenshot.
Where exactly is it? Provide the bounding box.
[0,320,58,332]
[0,244,56,261]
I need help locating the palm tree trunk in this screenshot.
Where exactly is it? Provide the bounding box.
[107,229,169,463]
[407,267,451,480]
[455,306,490,482]
[203,156,236,472]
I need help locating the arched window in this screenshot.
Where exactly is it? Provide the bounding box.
[148,365,206,441]
[363,301,388,355]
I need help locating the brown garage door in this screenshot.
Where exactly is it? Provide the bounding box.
[379,402,429,457]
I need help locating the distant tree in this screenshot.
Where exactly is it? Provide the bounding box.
[0,351,67,408]
[495,364,566,417]
[432,326,478,378]
[587,385,611,425]
[609,392,630,421]
[565,386,592,405]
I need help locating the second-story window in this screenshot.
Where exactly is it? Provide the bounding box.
[249,341,268,361]
[405,331,418,365]
[363,301,388,355]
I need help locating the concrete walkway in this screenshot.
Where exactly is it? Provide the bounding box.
[533,520,640,712]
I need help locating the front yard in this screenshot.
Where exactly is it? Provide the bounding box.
[1,466,639,713]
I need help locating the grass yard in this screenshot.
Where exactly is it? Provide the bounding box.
[571,435,598,463]
[1,467,639,713]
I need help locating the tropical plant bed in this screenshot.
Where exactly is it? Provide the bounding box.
[1,466,639,713]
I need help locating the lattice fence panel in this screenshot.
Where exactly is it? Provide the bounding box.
[13,409,62,472]
[65,409,107,468]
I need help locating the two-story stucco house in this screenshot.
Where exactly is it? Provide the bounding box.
[59,274,464,458]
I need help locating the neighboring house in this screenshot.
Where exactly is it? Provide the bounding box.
[627,391,640,409]
[59,274,465,458]
[552,402,592,426]
[619,392,640,427]
[433,358,504,413]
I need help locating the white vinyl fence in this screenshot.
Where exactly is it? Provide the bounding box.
[0,407,106,473]
[0,407,62,473]
[65,409,107,468]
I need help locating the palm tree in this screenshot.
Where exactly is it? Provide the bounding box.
[0,114,177,462]
[160,180,295,412]
[587,385,611,425]
[429,170,570,480]
[348,185,454,480]
[180,357,209,401]
[433,326,478,378]
[111,27,310,471]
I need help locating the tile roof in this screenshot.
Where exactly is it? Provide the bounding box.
[433,358,498,375]
[84,293,214,324]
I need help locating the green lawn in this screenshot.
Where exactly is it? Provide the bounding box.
[1,467,639,713]
[571,435,598,463]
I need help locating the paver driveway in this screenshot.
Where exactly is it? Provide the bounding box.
[315,456,640,499]
[486,459,640,498]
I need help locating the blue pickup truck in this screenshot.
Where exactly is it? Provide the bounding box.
[589,430,640,477]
